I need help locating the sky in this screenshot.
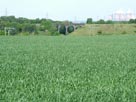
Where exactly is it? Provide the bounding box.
[0,0,135,21]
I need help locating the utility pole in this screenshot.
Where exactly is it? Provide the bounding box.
[5,8,8,16]
[97,16,99,21]
[46,12,48,19]
[74,16,77,23]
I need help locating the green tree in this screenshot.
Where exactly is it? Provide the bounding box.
[41,20,52,31]
[135,19,136,23]
[106,20,113,24]
[129,19,135,23]
[86,18,93,24]
[22,23,36,33]
[68,25,74,33]
[59,24,66,34]
[97,19,105,24]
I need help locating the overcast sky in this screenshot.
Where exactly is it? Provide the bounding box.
[0,0,135,21]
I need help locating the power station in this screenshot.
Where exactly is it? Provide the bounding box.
[108,9,135,21]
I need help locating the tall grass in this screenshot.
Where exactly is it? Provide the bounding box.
[72,24,136,35]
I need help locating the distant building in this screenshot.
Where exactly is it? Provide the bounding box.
[108,9,135,21]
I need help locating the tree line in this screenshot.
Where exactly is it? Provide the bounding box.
[0,16,75,35]
[86,18,136,24]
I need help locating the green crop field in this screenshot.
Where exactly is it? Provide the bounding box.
[0,35,136,102]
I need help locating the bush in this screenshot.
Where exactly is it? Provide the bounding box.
[0,30,5,35]
[21,32,30,36]
[46,30,60,36]
[133,25,136,28]
[97,30,102,35]
[122,31,127,34]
